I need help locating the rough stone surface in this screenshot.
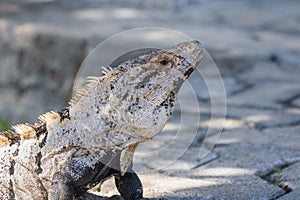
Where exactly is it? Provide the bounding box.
[224,107,300,130]
[292,97,300,108]
[97,172,284,200]
[270,161,300,192]
[239,61,300,84]
[1,0,300,199]
[218,127,300,150]
[278,190,300,200]
[227,82,300,110]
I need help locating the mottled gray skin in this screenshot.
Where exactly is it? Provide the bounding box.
[0,41,203,200]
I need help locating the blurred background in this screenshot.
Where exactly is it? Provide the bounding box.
[1,0,299,128]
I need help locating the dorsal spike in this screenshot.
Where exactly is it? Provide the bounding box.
[0,133,10,146]
[87,76,100,81]
[67,70,119,108]
[12,123,37,139]
[107,66,114,72]
[68,76,100,107]
[75,88,87,96]
[0,130,20,146]
[101,66,110,75]
[0,110,60,147]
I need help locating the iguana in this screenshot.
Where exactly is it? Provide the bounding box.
[0,41,203,200]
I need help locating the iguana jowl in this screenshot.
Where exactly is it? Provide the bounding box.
[0,41,203,200]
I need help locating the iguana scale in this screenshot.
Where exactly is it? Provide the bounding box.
[0,41,203,200]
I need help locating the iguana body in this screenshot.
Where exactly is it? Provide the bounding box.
[0,41,203,200]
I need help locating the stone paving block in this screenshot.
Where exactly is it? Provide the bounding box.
[227,82,300,110]
[202,143,300,177]
[239,61,300,85]
[292,97,300,108]
[88,142,294,199]
[170,143,300,181]
[102,141,300,199]
[253,30,300,52]
[262,125,300,149]
[278,190,300,200]
[234,108,300,129]
[94,170,284,200]
[161,175,284,200]
[199,105,300,130]
[218,126,300,150]
[270,161,300,192]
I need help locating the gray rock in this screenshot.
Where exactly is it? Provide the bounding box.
[171,143,300,180]
[227,82,300,109]
[199,105,300,130]
[125,140,299,199]
[97,171,284,200]
[270,161,300,192]
[239,61,300,85]
[162,175,284,200]
[278,190,300,200]
[218,126,300,151]
[292,97,300,108]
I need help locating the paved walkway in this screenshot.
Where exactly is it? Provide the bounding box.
[0,0,300,199]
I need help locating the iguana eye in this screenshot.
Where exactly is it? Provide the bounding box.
[159,59,169,66]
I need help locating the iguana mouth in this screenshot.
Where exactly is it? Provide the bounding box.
[184,67,195,77]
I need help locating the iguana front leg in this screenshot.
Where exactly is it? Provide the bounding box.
[49,172,74,200]
[114,143,143,199]
[48,150,121,200]
[114,170,143,200]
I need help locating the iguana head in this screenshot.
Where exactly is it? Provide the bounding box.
[113,41,203,140]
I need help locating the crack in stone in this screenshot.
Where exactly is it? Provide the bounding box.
[228,78,254,97]
[257,159,300,199]
[253,119,300,131]
[229,104,280,112]
[278,93,300,109]
[192,153,219,169]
